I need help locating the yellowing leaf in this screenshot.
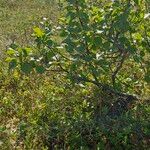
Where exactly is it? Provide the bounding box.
[6,48,15,55]
[33,27,44,37]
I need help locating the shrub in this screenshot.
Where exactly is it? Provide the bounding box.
[1,0,150,149]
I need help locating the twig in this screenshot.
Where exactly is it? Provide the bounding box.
[112,52,127,87]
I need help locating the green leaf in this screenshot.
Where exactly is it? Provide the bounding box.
[60,30,68,37]
[10,43,18,49]
[33,27,44,37]
[83,55,93,62]
[103,42,110,51]
[0,126,6,132]
[133,55,141,63]
[64,37,75,52]
[144,74,150,83]
[36,65,45,74]
[46,51,55,60]
[21,62,33,74]
[140,51,145,57]
[76,44,85,52]
[134,0,140,5]
[70,63,77,72]
[94,36,102,47]
[47,40,53,47]
[9,59,17,70]
[6,48,16,55]
[22,48,31,57]
[22,49,28,57]
[30,60,36,68]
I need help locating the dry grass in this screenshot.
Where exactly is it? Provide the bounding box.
[0,0,59,54]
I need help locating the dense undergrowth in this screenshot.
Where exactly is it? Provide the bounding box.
[0,65,150,149]
[0,0,150,149]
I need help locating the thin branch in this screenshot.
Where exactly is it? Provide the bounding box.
[72,74,138,99]
[50,48,69,73]
[112,52,127,87]
[74,1,100,83]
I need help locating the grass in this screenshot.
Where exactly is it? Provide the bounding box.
[0,0,59,54]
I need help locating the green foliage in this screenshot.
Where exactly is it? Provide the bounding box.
[7,0,150,95]
[0,71,149,149]
[1,0,150,149]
